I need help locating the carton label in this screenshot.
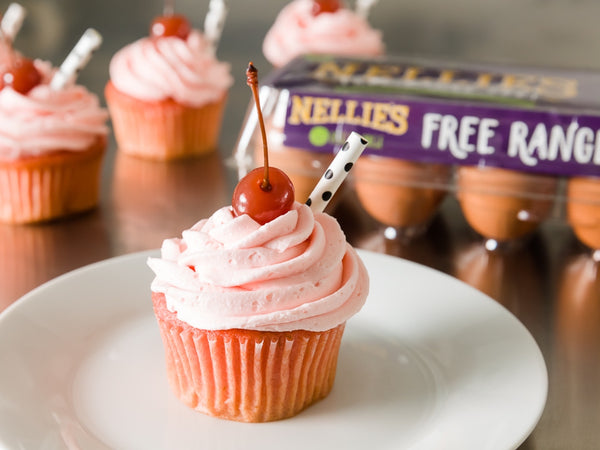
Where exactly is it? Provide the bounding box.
[283,91,600,176]
[272,56,600,177]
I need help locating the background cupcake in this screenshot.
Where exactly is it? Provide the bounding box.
[263,0,384,68]
[0,53,108,224]
[105,10,233,160]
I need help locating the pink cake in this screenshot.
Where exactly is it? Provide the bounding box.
[147,201,369,422]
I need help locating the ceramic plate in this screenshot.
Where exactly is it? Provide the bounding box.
[0,250,547,449]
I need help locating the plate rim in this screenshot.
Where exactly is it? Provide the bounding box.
[0,249,548,449]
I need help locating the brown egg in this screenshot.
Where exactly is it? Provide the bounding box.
[457,166,557,242]
[567,176,600,250]
[353,155,451,234]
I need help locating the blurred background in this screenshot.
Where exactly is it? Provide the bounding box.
[14,0,600,156]
[5,1,600,448]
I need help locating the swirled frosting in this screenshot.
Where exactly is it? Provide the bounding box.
[0,60,109,161]
[109,30,233,106]
[147,202,369,332]
[263,0,384,67]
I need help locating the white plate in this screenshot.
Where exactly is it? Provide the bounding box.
[0,250,547,450]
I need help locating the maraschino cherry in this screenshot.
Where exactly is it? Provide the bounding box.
[1,57,41,94]
[312,0,342,15]
[232,62,295,225]
[150,12,191,39]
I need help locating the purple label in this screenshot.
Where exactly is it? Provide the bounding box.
[282,90,600,177]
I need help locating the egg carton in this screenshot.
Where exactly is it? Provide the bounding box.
[233,55,600,251]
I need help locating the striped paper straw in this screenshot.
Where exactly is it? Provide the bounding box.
[50,28,102,90]
[356,0,378,19]
[0,3,26,42]
[204,0,227,53]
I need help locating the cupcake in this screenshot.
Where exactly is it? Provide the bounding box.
[354,155,451,236]
[263,0,384,68]
[566,176,600,250]
[457,166,558,243]
[105,12,233,160]
[147,199,369,422]
[153,63,371,422]
[0,59,108,224]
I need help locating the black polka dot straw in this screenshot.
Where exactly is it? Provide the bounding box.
[306,131,368,213]
[50,28,103,90]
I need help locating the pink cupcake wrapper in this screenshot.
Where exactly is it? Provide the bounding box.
[0,138,105,224]
[153,293,345,422]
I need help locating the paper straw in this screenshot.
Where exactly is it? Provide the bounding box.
[50,28,102,90]
[1,3,26,42]
[163,0,175,16]
[306,132,368,213]
[355,0,378,19]
[204,0,227,53]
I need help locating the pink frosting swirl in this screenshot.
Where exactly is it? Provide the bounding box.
[147,202,369,332]
[109,30,233,106]
[263,0,384,67]
[0,60,108,161]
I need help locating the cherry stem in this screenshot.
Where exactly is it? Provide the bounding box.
[164,0,175,16]
[246,62,270,191]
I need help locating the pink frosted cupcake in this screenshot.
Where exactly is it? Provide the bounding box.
[106,13,233,160]
[0,59,108,224]
[147,201,369,422]
[263,0,384,68]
